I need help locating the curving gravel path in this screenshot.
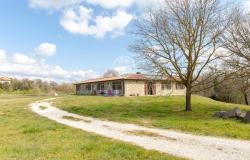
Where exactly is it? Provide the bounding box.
[30,98,250,160]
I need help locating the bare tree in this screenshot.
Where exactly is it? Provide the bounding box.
[131,0,232,111]
[223,11,250,70]
[103,69,120,78]
[222,11,250,104]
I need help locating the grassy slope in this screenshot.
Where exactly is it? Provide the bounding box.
[56,95,250,140]
[0,94,182,160]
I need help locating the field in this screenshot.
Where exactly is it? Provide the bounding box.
[56,95,250,140]
[0,94,182,160]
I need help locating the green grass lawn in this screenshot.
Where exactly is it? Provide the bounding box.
[0,94,183,160]
[55,95,250,140]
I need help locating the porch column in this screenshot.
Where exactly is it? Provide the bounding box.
[122,80,125,96]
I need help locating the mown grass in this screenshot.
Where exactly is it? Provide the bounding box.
[0,94,183,160]
[55,95,250,140]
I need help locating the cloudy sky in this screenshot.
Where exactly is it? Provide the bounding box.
[0,0,249,82]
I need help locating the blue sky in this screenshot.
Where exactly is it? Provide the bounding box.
[0,0,154,81]
[0,0,249,82]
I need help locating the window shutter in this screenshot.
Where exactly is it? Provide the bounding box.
[144,82,148,95]
[153,82,156,95]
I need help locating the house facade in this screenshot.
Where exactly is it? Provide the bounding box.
[0,76,11,84]
[75,73,186,96]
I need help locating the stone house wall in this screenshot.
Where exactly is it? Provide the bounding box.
[155,81,186,96]
[124,80,145,96]
[76,80,186,96]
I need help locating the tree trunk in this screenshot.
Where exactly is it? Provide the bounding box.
[244,93,249,105]
[185,87,192,111]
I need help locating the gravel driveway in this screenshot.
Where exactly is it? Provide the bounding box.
[30,98,250,160]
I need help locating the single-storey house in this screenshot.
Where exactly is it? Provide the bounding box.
[75,73,186,96]
[0,76,11,84]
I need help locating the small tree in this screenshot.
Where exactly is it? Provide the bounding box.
[131,0,232,111]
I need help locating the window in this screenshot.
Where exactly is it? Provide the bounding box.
[85,84,91,91]
[112,81,122,90]
[162,81,172,90]
[97,83,104,90]
[176,83,185,90]
[76,84,81,91]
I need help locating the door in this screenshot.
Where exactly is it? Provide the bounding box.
[147,81,156,95]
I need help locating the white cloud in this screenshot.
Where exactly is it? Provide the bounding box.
[12,53,36,65]
[29,0,83,10]
[0,52,97,83]
[245,0,250,11]
[0,62,96,83]
[0,49,6,63]
[95,10,133,37]
[86,0,135,9]
[60,6,133,38]
[28,0,166,38]
[60,6,93,35]
[35,43,57,57]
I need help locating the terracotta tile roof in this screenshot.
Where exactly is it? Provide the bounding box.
[77,76,124,84]
[0,76,11,81]
[125,74,149,80]
[75,74,172,84]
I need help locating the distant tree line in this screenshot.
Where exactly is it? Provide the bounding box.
[0,78,75,95]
